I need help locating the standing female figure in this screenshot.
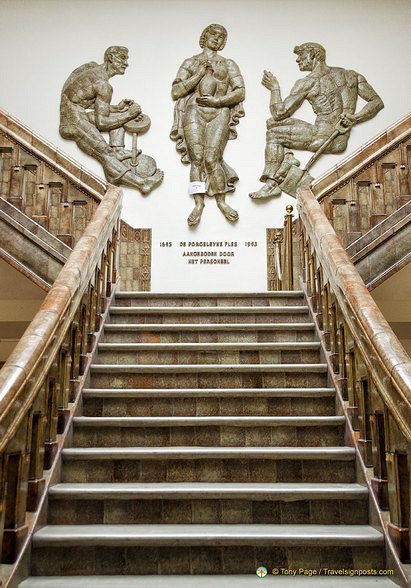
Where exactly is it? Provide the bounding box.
[170,24,245,226]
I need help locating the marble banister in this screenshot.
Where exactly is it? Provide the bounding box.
[0,185,122,568]
[297,186,411,564]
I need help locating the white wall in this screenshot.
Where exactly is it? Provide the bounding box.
[1,0,410,292]
[372,264,411,356]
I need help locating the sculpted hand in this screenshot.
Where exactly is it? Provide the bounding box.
[198,60,213,77]
[128,103,142,118]
[262,70,280,91]
[196,96,219,107]
[337,112,357,133]
[117,99,134,112]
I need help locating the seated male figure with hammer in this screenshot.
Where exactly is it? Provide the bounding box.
[250,42,384,200]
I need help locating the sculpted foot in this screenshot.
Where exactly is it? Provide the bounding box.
[249,181,281,200]
[216,199,239,222]
[112,147,134,161]
[187,203,204,226]
[139,169,164,195]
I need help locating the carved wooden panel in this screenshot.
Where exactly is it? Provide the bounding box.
[0,108,106,252]
[119,221,151,291]
[266,228,282,291]
[312,116,411,249]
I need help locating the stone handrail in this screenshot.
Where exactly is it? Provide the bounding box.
[0,185,122,567]
[297,186,411,563]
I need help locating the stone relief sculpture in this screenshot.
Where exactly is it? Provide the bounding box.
[60,46,163,194]
[250,42,384,200]
[170,24,245,226]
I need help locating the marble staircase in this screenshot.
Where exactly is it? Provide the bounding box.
[20,292,394,586]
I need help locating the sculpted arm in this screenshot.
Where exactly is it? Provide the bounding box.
[219,61,245,106]
[262,71,306,120]
[338,73,384,130]
[94,82,141,131]
[354,74,384,123]
[171,59,208,100]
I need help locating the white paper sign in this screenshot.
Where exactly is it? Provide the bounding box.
[189,181,206,195]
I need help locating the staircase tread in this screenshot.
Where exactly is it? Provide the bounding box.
[115,291,305,296]
[110,306,309,313]
[90,363,328,372]
[73,416,345,426]
[18,576,397,587]
[62,446,355,459]
[82,387,336,397]
[98,341,321,349]
[33,524,384,545]
[49,481,369,498]
[103,322,315,330]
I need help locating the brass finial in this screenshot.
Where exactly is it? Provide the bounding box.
[286,205,293,214]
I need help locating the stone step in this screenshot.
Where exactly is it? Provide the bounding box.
[47,482,369,526]
[61,446,356,484]
[82,387,337,417]
[18,575,398,587]
[71,416,345,448]
[102,322,316,343]
[49,481,369,500]
[95,341,321,365]
[113,291,305,308]
[90,363,328,389]
[30,524,385,575]
[33,523,383,546]
[107,306,310,325]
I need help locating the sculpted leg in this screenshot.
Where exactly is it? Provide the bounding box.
[250,118,317,199]
[250,131,284,199]
[109,128,136,161]
[273,151,301,184]
[215,194,238,222]
[67,124,135,185]
[204,110,230,196]
[188,145,205,182]
[184,116,206,182]
[184,116,208,226]
[188,194,205,227]
[205,148,226,195]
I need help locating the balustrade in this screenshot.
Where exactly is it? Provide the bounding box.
[297,186,411,564]
[0,185,122,571]
[0,107,105,252]
[312,113,411,247]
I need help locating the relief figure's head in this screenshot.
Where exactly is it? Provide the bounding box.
[294,42,326,71]
[104,46,129,76]
[200,24,227,51]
